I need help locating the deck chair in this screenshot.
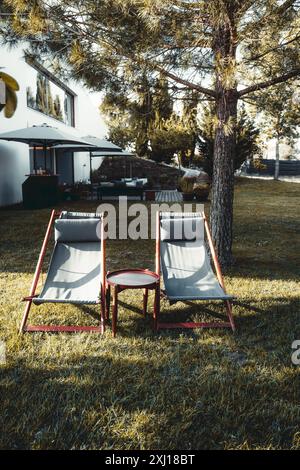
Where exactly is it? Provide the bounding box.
[20,210,106,333]
[155,211,235,331]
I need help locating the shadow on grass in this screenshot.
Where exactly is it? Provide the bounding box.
[79,305,103,322]
[226,263,300,283]
[23,295,300,344]
[105,295,300,352]
[1,340,299,450]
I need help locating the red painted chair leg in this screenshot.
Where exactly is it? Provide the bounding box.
[101,290,105,334]
[24,325,103,333]
[112,286,118,337]
[156,299,235,332]
[225,300,236,332]
[19,209,56,334]
[19,300,32,334]
[105,286,111,320]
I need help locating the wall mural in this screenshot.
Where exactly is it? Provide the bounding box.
[26,70,73,126]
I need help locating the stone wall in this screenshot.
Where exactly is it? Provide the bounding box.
[93,156,183,189]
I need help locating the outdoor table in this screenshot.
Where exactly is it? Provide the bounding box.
[106,269,160,337]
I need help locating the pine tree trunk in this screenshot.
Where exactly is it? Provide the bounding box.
[210,11,238,269]
[210,90,237,268]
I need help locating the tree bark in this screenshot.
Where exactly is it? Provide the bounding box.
[211,89,238,268]
[210,11,238,269]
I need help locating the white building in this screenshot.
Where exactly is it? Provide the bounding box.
[0,44,107,207]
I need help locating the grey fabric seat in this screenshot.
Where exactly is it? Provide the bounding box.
[33,214,102,305]
[160,213,233,302]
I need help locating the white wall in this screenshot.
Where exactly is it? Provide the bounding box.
[0,140,29,206]
[0,44,107,205]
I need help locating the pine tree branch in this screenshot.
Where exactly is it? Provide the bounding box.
[243,34,300,63]
[238,69,300,97]
[239,0,299,35]
[155,66,217,99]
[277,0,298,14]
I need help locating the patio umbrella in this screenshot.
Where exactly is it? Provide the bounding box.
[52,142,134,181]
[0,123,92,171]
[51,143,98,152]
[82,135,122,151]
[91,151,134,156]
[53,135,123,180]
[0,123,92,146]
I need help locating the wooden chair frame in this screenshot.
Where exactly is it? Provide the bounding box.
[20,209,106,334]
[155,211,236,332]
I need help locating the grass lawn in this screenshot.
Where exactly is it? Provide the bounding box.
[0,178,299,450]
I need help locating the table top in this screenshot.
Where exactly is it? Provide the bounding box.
[106,269,159,288]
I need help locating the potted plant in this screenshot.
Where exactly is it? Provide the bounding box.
[178,177,195,201]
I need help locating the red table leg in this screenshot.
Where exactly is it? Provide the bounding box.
[112,285,119,337]
[143,288,148,317]
[106,270,160,337]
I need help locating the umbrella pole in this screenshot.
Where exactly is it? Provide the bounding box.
[44,142,47,172]
[33,146,37,174]
[53,147,56,175]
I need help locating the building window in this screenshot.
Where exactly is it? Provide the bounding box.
[26,64,75,127]
[30,147,54,174]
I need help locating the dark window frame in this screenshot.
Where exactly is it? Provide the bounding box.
[25,56,76,127]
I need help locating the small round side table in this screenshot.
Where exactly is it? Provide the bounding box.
[106,269,160,337]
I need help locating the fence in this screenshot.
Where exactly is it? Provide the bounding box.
[246,159,300,176]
